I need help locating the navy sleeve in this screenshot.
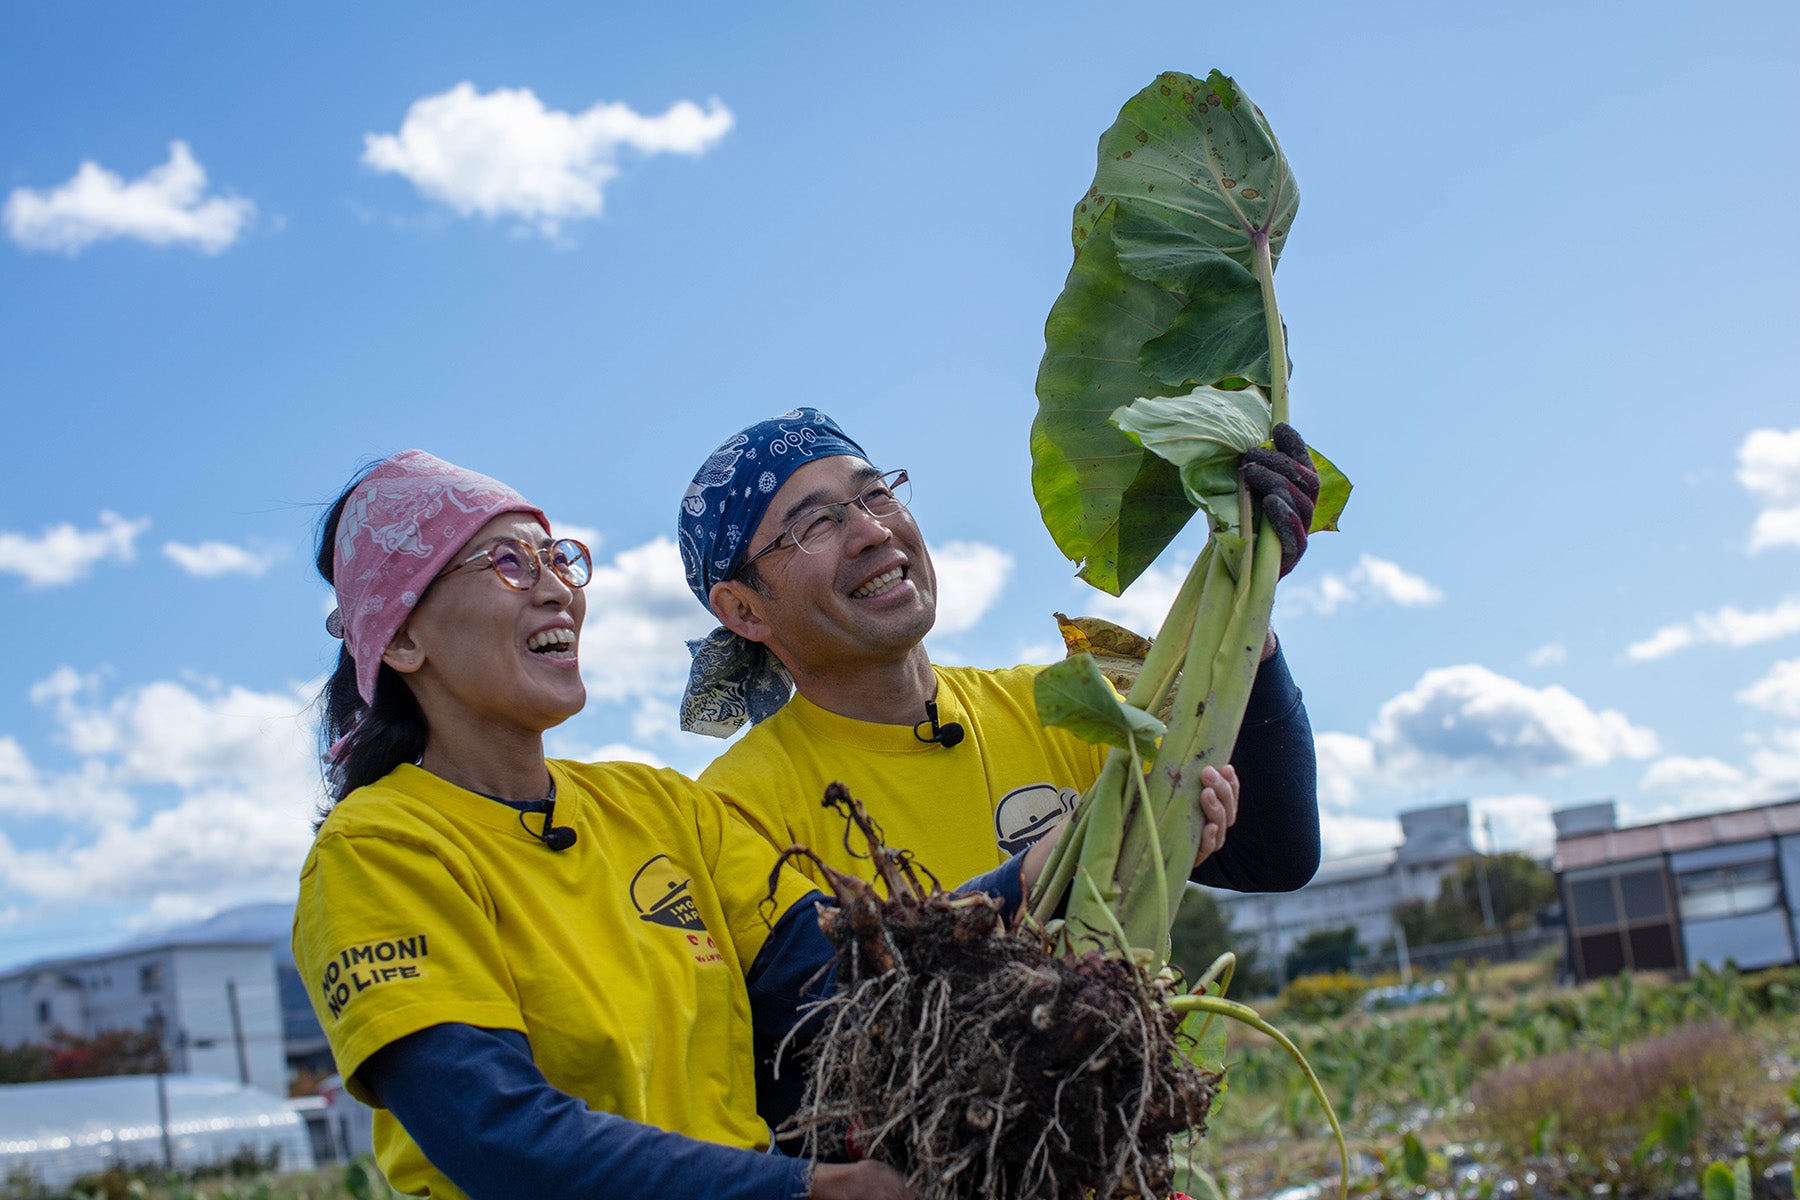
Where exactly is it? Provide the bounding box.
[744,890,838,1139]
[744,862,1026,1143]
[359,1024,810,1200]
[1192,640,1321,893]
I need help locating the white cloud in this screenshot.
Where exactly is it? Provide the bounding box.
[551,522,603,554]
[1527,642,1567,667]
[1739,657,1800,718]
[1640,755,1746,792]
[580,742,669,769]
[1751,508,1800,553]
[1626,596,1800,661]
[1312,731,1375,809]
[362,83,734,235]
[4,141,254,255]
[1737,428,1800,502]
[1083,560,1189,638]
[1317,812,1402,858]
[1746,729,1800,797]
[1737,428,1800,552]
[930,540,1013,636]
[1369,664,1658,775]
[0,512,149,588]
[577,537,716,706]
[1279,553,1443,618]
[162,540,277,578]
[1471,794,1556,857]
[0,672,322,908]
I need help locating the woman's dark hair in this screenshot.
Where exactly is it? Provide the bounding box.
[315,466,430,819]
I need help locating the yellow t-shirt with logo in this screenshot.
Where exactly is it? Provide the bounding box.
[292,759,818,1198]
[701,664,1107,892]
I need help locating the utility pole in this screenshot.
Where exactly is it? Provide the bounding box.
[148,1010,174,1172]
[1485,813,1515,958]
[226,979,250,1086]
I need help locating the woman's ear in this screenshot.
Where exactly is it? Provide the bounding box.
[381,622,427,675]
[709,580,772,644]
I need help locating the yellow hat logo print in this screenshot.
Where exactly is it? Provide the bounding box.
[629,854,705,931]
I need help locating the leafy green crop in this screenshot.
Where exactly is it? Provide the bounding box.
[1027,70,1348,960]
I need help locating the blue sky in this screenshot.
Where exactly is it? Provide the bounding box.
[3,2,1797,969]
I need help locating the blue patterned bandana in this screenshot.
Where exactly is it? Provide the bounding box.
[676,408,867,736]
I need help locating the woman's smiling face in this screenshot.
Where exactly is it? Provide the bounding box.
[383,512,587,740]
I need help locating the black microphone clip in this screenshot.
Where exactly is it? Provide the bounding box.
[538,797,578,852]
[913,699,965,749]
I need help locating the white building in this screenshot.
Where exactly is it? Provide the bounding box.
[1204,801,1479,971]
[0,940,287,1099]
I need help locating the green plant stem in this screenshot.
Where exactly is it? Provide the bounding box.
[1252,230,1289,426]
[1168,992,1347,1200]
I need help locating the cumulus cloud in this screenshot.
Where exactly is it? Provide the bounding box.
[4,142,254,255]
[577,537,716,706]
[1279,553,1444,617]
[1625,596,1800,661]
[1739,657,1800,718]
[162,540,277,578]
[0,512,149,587]
[362,83,734,235]
[1370,665,1658,774]
[931,541,1014,636]
[1738,427,1800,552]
[0,671,321,909]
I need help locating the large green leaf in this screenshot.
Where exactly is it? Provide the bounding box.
[1309,446,1352,533]
[1035,71,1300,597]
[1033,655,1165,757]
[1078,70,1298,277]
[1113,387,1273,532]
[1032,205,1198,595]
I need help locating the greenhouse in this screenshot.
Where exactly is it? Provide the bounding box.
[0,1073,315,1191]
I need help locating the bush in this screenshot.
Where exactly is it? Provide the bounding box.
[1470,1018,1762,1197]
[1278,971,1369,1022]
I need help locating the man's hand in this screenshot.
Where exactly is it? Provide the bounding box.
[1242,423,1320,578]
[1193,764,1240,868]
[811,1161,914,1199]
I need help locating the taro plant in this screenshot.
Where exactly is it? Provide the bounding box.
[1024,70,1349,961]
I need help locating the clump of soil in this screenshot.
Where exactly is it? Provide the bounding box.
[776,783,1219,1200]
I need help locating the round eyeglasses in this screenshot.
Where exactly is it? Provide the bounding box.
[437,537,593,591]
[737,469,911,575]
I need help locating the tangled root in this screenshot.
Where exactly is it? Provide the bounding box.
[775,784,1219,1200]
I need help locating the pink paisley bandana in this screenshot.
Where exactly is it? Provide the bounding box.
[331,449,548,704]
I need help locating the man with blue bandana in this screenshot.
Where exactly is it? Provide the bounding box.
[677,408,1320,899]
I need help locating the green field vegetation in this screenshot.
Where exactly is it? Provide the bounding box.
[5,964,1795,1200]
[1186,960,1800,1200]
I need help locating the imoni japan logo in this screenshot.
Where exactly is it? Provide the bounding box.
[629,854,706,931]
[993,783,1079,856]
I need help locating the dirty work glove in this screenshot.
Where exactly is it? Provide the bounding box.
[1241,422,1320,578]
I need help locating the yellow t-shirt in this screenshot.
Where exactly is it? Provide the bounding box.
[291,759,818,1198]
[701,664,1107,892]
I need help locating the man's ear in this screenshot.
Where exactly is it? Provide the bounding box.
[380,622,427,676]
[709,580,773,643]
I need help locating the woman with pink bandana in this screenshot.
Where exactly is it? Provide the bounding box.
[290,451,1045,1199]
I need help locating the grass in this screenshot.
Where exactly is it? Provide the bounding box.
[1185,963,1800,1200]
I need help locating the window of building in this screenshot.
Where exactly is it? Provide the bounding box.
[1676,858,1781,921]
[1565,864,1680,979]
[139,963,163,994]
[35,1000,51,1025]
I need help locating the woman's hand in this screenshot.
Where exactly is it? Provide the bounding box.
[811,1160,914,1199]
[1192,764,1240,868]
